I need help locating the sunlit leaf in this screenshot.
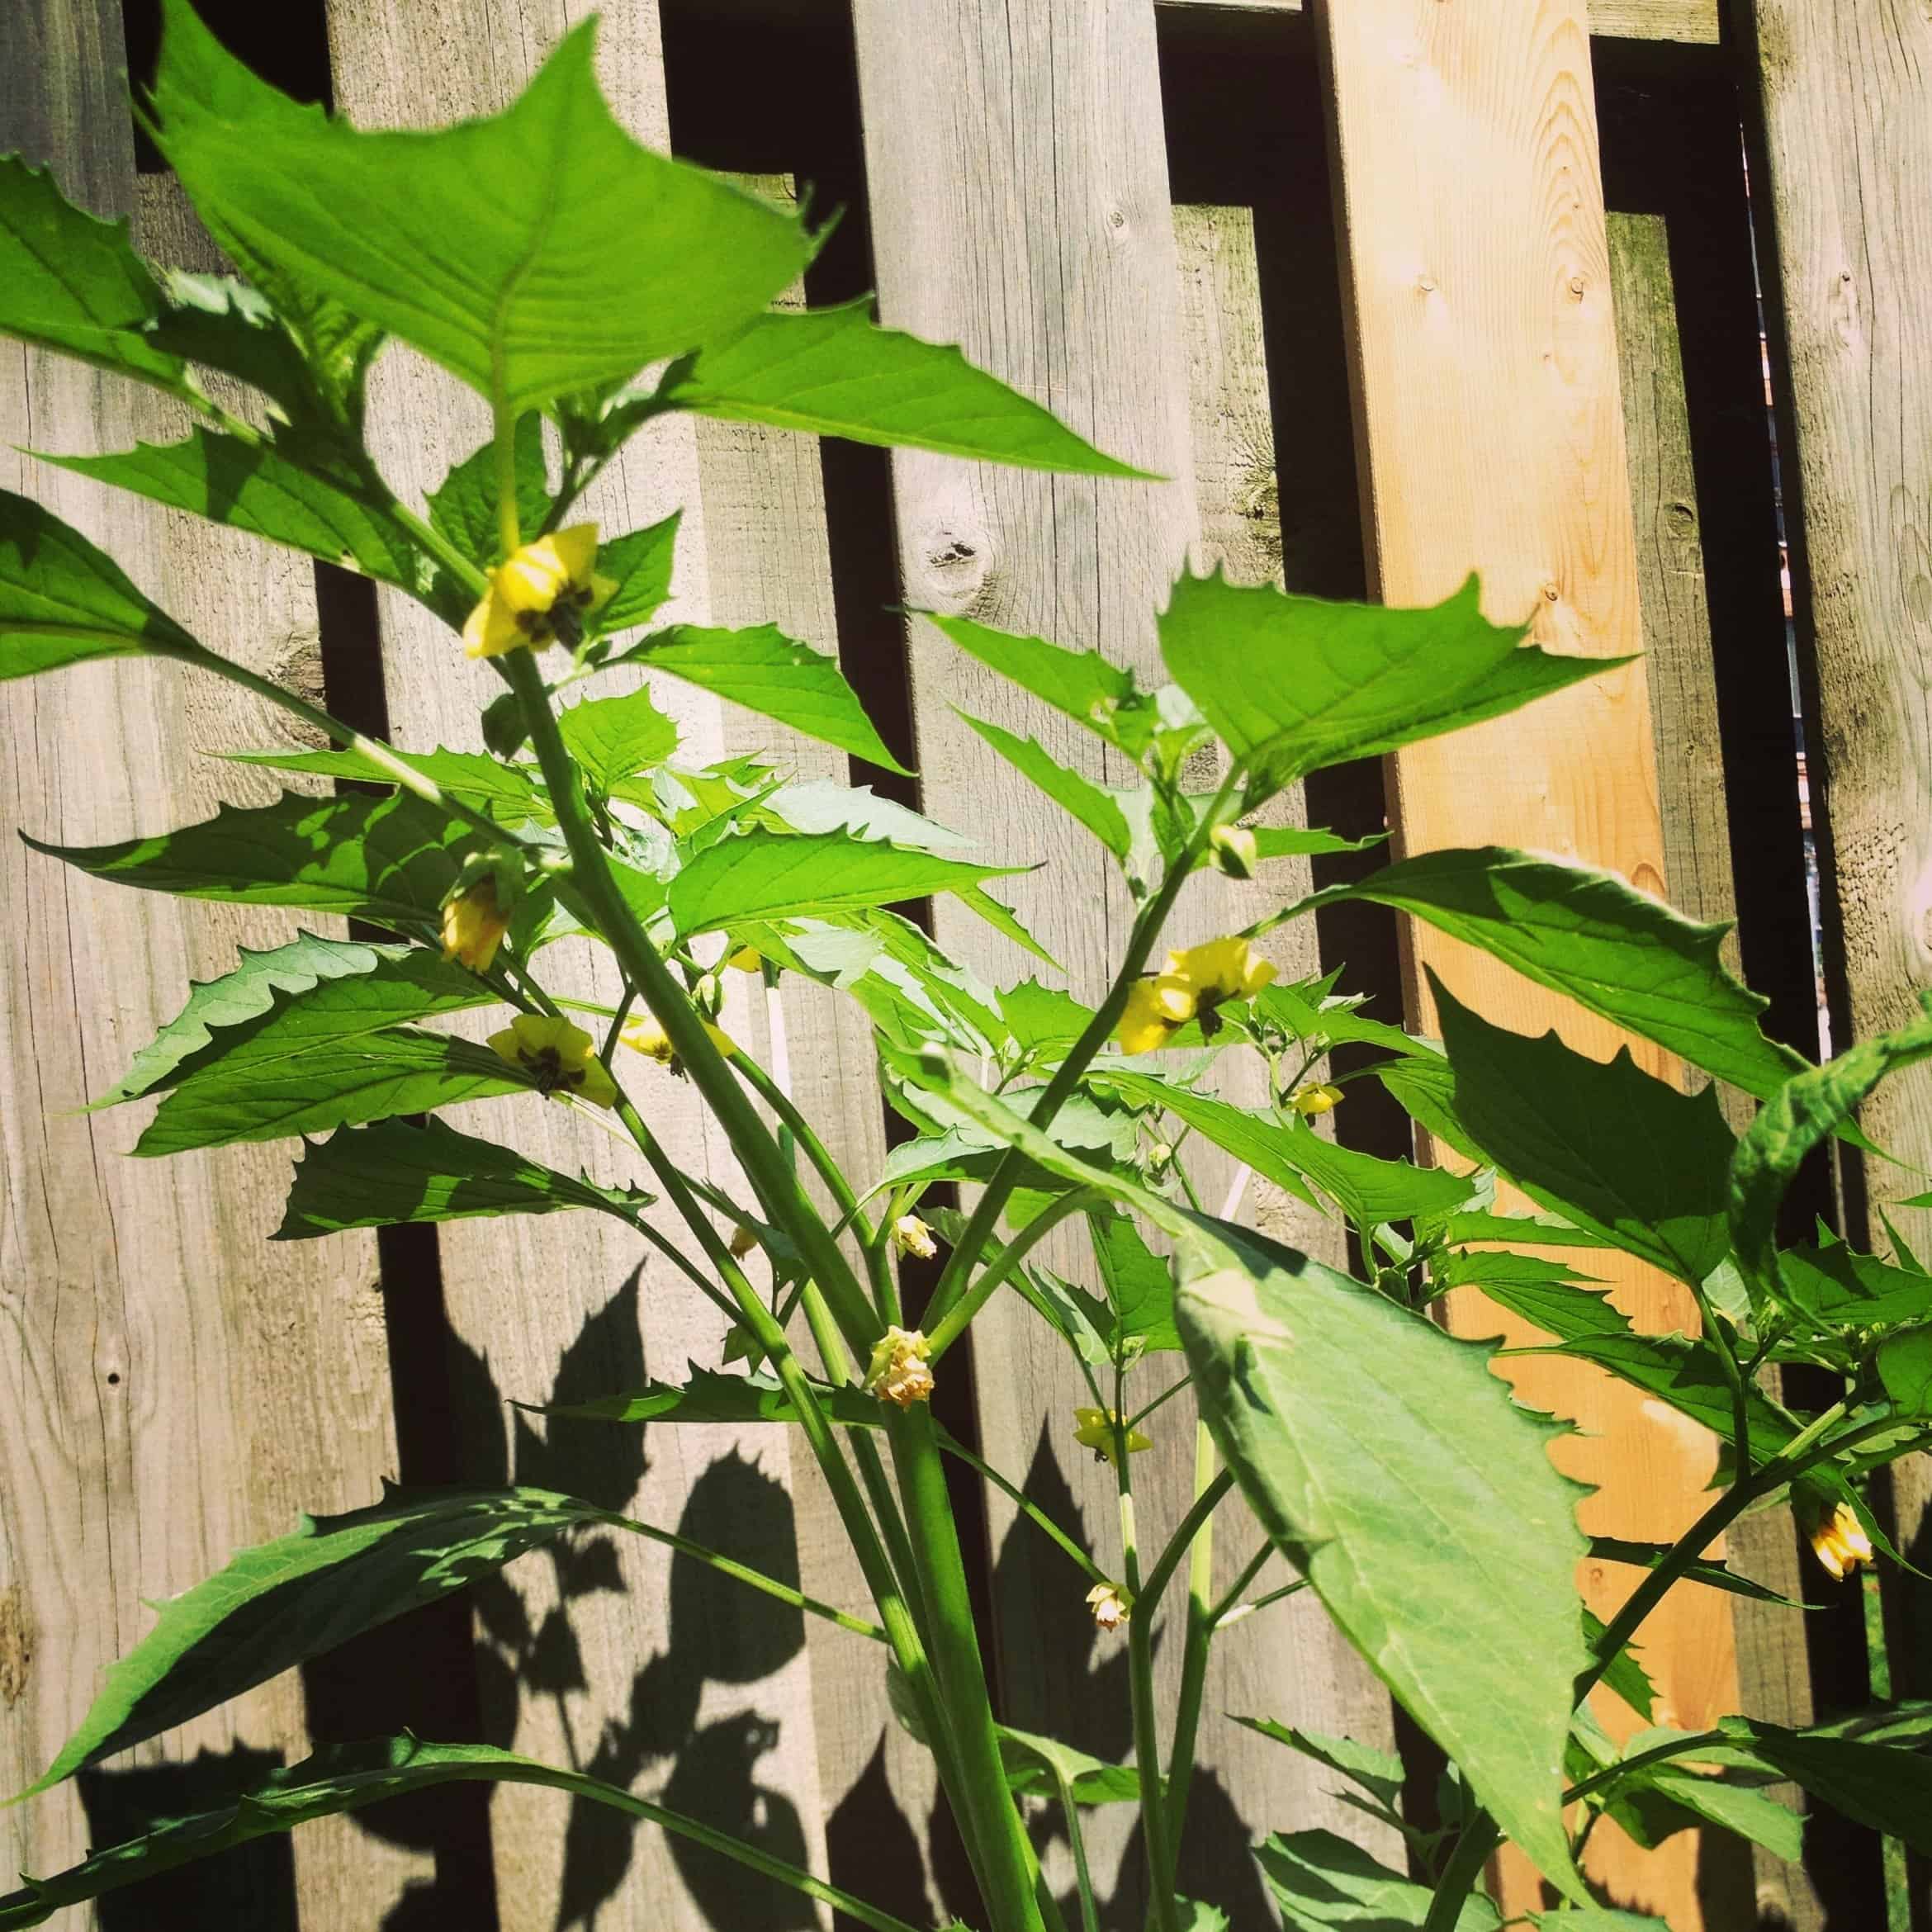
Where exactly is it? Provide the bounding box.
[151,2,815,412]
[955,710,1131,858]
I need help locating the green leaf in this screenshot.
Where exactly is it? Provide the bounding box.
[955,710,1131,857]
[1878,1327,1932,1414]
[1731,1000,1932,1305]
[614,623,908,774]
[1432,975,1735,1286]
[1777,1237,1932,1334]
[36,433,432,594]
[1437,1210,1613,1251]
[0,1735,911,1932]
[426,415,552,570]
[557,684,680,791]
[1451,1266,1629,1342]
[1178,1215,1589,1901]
[920,610,1141,748]
[590,512,681,634]
[1582,1608,1657,1721]
[151,2,815,413]
[1305,850,1807,1102]
[15,1489,606,1798]
[221,744,547,820]
[102,935,485,1105]
[955,883,1061,968]
[1273,1116,1476,1229]
[144,270,329,430]
[276,1115,649,1238]
[669,828,1025,935]
[1160,571,1616,803]
[1531,1914,1665,1930]
[0,155,192,399]
[657,298,1146,475]
[1000,978,1096,1057]
[1530,1333,1797,1461]
[1592,1735,1805,1863]
[135,1027,531,1155]
[24,788,481,930]
[1088,1209,1181,1353]
[997,1726,1140,1806]
[1231,1717,1407,1815]
[529,1364,880,1431]
[1255,1832,1501,1931]
[1252,825,1388,861]
[0,486,200,678]
[1588,1537,1808,1609]
[1082,1069,1321,1212]
[1717,1717,1932,1855]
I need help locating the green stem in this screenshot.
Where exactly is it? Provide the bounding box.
[932,1422,1109,1585]
[1423,1815,1500,1932]
[1562,1730,1726,1807]
[607,1512,884,1641]
[1209,1542,1276,1627]
[1120,1483,1181,1932]
[888,1404,1049,1932]
[1053,1764,1104,1932]
[1158,1426,1221,1893]
[165,642,519,849]
[1214,1576,1308,1629]
[1691,1276,1751,1479]
[503,648,878,1360]
[927,1186,1106,1359]
[1134,1466,1236,1617]
[923,773,1239,1335]
[495,401,523,558]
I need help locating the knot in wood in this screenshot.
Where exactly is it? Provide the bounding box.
[916,521,992,607]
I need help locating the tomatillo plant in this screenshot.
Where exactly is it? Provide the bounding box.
[6,7,1932,1929]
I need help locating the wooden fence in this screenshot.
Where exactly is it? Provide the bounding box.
[1,1,1924,1927]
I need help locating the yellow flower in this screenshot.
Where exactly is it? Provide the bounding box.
[1086,1582,1132,1631]
[1116,973,1196,1054]
[439,873,512,973]
[621,1016,738,1069]
[891,1215,938,1260]
[1807,1499,1874,1581]
[487,1013,618,1109]
[864,1326,934,1408]
[1210,824,1258,881]
[1290,1082,1345,1120]
[728,1223,760,1259]
[1164,935,1276,1004]
[462,523,618,659]
[1073,1407,1152,1468]
[726,945,764,973]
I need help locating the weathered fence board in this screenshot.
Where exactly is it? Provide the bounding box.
[1160,0,1721,44]
[1,6,416,1926]
[846,3,1392,1920]
[1316,2,1746,1923]
[1743,4,1932,1925]
[320,9,832,1929]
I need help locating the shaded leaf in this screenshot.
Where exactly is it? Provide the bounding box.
[530,1364,879,1430]
[1233,1717,1406,1815]
[1588,1537,1808,1609]
[1255,1831,1501,1930]
[221,744,547,820]
[1731,1000,1932,1305]
[25,788,480,929]
[152,2,814,411]
[997,1725,1140,1806]
[1160,571,1614,803]
[135,1027,531,1155]
[0,1735,900,1932]
[37,432,430,594]
[426,414,552,570]
[15,1490,607,1797]
[0,486,198,678]
[1432,975,1735,1286]
[1083,1068,1320,1212]
[1088,1209,1180,1353]
[275,1115,651,1238]
[658,299,1144,475]
[1305,850,1807,1102]
[1179,1215,1589,1901]
[0,155,190,399]
[1717,1717,1932,1856]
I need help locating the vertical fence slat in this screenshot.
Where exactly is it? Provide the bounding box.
[1315,2,1747,1922]
[320,7,828,1927]
[1153,0,1723,45]
[849,5,1391,1920]
[1742,7,1932,1925]
[1,7,418,1925]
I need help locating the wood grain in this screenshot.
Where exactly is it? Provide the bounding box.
[320,9,828,1927]
[1156,0,1721,44]
[1745,7,1932,1923]
[1609,203,1825,1932]
[1,6,414,1925]
[1317,3,1742,1921]
[849,3,1396,1916]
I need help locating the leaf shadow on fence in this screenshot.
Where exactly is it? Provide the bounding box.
[436,1262,820,1932]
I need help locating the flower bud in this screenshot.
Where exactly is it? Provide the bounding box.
[864,1326,935,1409]
[1210,824,1258,881]
[727,945,763,973]
[1290,1082,1344,1119]
[1086,1582,1132,1631]
[891,1215,939,1260]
